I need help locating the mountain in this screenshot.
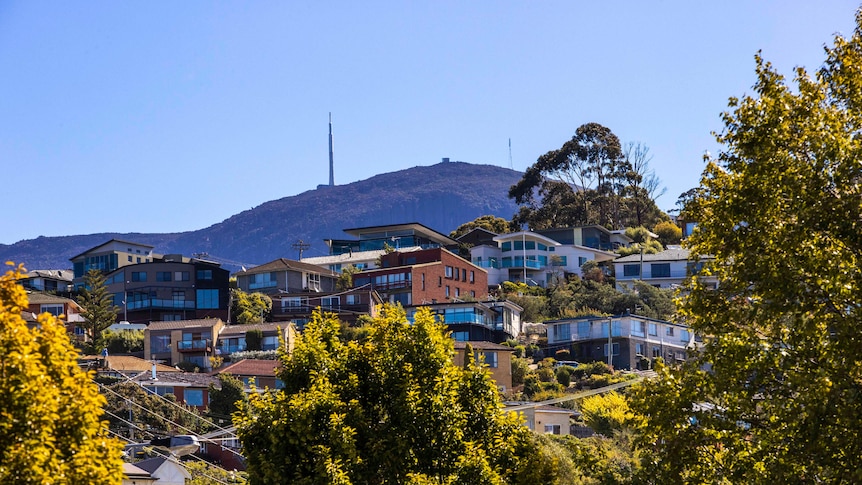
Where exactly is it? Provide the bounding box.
[1,161,523,270]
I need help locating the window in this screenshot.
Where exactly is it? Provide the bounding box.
[156,272,172,282]
[197,269,213,280]
[631,320,645,337]
[131,271,146,282]
[603,342,620,356]
[196,289,219,309]
[438,276,442,287]
[623,264,640,277]
[151,335,170,353]
[184,389,204,407]
[470,290,475,297]
[421,273,426,290]
[577,321,591,338]
[513,240,523,250]
[479,351,498,368]
[321,296,340,309]
[307,273,321,291]
[544,424,561,435]
[172,291,186,307]
[346,294,359,305]
[455,287,461,297]
[648,323,658,336]
[175,271,190,281]
[136,257,141,263]
[651,263,671,278]
[262,336,279,350]
[40,304,64,316]
[445,286,450,297]
[501,241,512,252]
[445,266,454,278]
[602,321,622,337]
[680,329,690,342]
[462,268,467,281]
[553,324,571,341]
[282,297,304,309]
[636,343,645,355]
[144,386,174,396]
[127,255,132,262]
[469,270,475,283]
[579,256,588,267]
[666,326,675,337]
[652,346,661,357]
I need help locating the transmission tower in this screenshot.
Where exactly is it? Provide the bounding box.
[292,239,311,260]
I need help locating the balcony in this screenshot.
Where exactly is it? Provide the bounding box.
[177,339,212,353]
[501,259,544,270]
[127,299,195,310]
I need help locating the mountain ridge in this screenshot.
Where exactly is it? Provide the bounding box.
[2,161,523,270]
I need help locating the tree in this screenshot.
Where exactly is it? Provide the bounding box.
[235,305,559,484]
[77,267,119,353]
[652,220,682,246]
[231,289,272,324]
[632,16,862,482]
[245,329,263,351]
[102,328,144,354]
[621,142,667,228]
[336,264,360,291]
[449,215,514,239]
[0,264,124,482]
[208,373,248,425]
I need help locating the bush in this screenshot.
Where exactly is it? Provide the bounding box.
[514,345,526,358]
[556,366,575,388]
[537,366,556,383]
[176,361,199,372]
[555,349,571,361]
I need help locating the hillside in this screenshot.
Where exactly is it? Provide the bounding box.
[1,161,523,270]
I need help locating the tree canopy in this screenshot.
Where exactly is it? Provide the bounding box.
[631,14,862,482]
[509,123,666,230]
[235,305,562,484]
[449,215,514,239]
[231,289,272,324]
[0,264,124,483]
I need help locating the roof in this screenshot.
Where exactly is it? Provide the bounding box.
[493,231,561,247]
[147,318,223,331]
[26,292,79,306]
[533,405,577,414]
[216,358,282,377]
[454,341,515,352]
[340,222,458,246]
[235,258,338,277]
[134,371,218,388]
[24,269,73,281]
[69,238,155,260]
[122,462,154,479]
[301,246,422,266]
[219,322,290,336]
[102,355,179,374]
[613,247,702,263]
[134,457,192,479]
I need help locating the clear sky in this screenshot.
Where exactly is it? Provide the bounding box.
[2,1,859,245]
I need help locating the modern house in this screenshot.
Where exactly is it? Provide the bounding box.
[144,318,225,371]
[470,229,618,288]
[269,286,383,328]
[325,222,458,256]
[214,358,284,390]
[405,299,523,342]
[103,255,230,324]
[18,269,73,294]
[612,247,716,291]
[70,239,157,290]
[353,247,488,306]
[545,314,698,370]
[234,258,338,296]
[23,292,86,339]
[453,341,514,392]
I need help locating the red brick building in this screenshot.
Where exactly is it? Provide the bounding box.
[353,248,488,306]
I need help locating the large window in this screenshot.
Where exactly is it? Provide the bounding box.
[479,351,498,368]
[184,389,204,407]
[631,320,645,337]
[651,263,671,278]
[156,272,172,282]
[577,321,591,338]
[175,271,190,281]
[603,342,620,356]
[623,264,640,277]
[321,296,339,309]
[601,321,622,337]
[307,273,321,291]
[544,424,561,435]
[131,271,147,282]
[151,335,170,353]
[196,289,219,309]
[144,386,174,396]
[196,269,213,280]
[40,304,64,316]
[501,241,512,252]
[553,324,571,341]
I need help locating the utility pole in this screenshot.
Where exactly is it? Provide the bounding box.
[607,318,613,369]
[292,239,311,260]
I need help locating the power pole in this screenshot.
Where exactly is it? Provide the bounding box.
[292,239,311,260]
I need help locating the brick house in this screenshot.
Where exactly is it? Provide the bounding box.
[453,341,514,392]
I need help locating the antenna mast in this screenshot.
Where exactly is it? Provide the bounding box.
[329,113,335,186]
[508,138,513,169]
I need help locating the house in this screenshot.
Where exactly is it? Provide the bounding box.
[23,292,85,339]
[545,314,698,370]
[470,229,618,288]
[612,247,717,291]
[453,341,514,391]
[270,286,382,328]
[122,462,157,484]
[214,358,284,390]
[234,258,338,296]
[510,404,578,435]
[132,370,218,410]
[70,239,157,290]
[83,355,180,380]
[144,318,225,372]
[353,247,488,306]
[130,457,191,485]
[405,299,523,342]
[18,269,73,293]
[216,322,296,358]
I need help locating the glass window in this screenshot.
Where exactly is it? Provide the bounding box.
[445,266,453,278]
[445,286,450,297]
[651,263,671,278]
[131,272,146,282]
[40,304,64,316]
[501,242,512,252]
[632,320,645,337]
[577,321,591,338]
[524,241,535,250]
[480,351,498,368]
[623,264,640,277]
[680,329,690,342]
[184,389,204,407]
[470,271,475,283]
[666,326,675,337]
[553,324,571,341]
[151,335,171,353]
[321,296,340,309]
[579,257,588,267]
[196,289,219,309]
[196,269,213,280]
[513,240,524,250]
[603,342,620,356]
[462,269,467,281]
[601,321,622,337]
[175,271,190,281]
[156,272,172,282]
[544,424,561,435]
[648,323,658,336]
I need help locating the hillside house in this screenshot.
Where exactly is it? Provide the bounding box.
[612,247,716,291]
[235,258,338,295]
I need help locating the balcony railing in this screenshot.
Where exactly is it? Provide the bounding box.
[127,299,195,310]
[249,280,278,290]
[616,269,691,280]
[501,260,543,269]
[177,339,212,352]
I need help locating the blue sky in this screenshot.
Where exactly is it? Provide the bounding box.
[2,1,859,245]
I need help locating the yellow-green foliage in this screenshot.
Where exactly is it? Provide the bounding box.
[0,263,124,483]
[579,391,636,436]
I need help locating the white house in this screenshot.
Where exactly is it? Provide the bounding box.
[612,247,717,291]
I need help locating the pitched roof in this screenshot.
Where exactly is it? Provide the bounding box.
[235,258,338,277]
[454,341,515,352]
[69,238,155,260]
[122,462,154,479]
[147,318,222,331]
[25,269,73,281]
[26,292,79,306]
[216,358,282,377]
[103,355,179,374]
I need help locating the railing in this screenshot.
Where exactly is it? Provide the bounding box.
[127,299,195,310]
[616,269,691,280]
[177,339,211,351]
[501,260,543,269]
[249,281,277,290]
